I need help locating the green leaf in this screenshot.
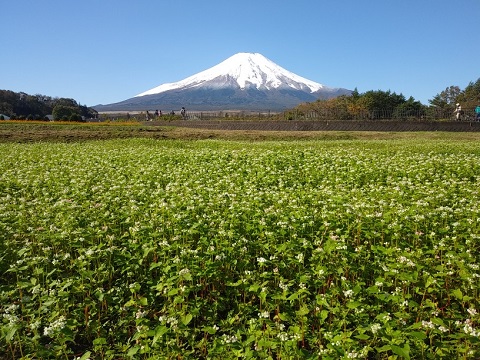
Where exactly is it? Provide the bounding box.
[376,345,391,352]
[93,337,107,345]
[431,317,445,326]
[296,305,309,316]
[127,345,140,357]
[203,326,218,335]
[408,331,427,340]
[249,284,260,292]
[425,275,435,288]
[391,344,410,360]
[287,292,299,301]
[227,279,244,287]
[167,288,179,296]
[181,313,193,325]
[152,325,169,345]
[319,310,329,321]
[452,288,463,300]
[354,334,370,340]
[346,301,362,309]
[5,327,17,342]
[78,351,92,360]
[139,297,148,306]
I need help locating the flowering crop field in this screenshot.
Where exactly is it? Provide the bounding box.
[1,138,479,359]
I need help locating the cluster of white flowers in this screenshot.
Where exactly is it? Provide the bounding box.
[2,304,19,326]
[257,257,267,264]
[179,268,190,276]
[215,253,226,261]
[467,307,477,317]
[277,332,301,342]
[370,323,381,334]
[397,255,416,267]
[279,281,289,291]
[29,319,41,331]
[346,350,362,359]
[343,289,354,298]
[135,310,147,319]
[158,315,178,329]
[258,311,269,319]
[421,320,436,330]
[421,319,449,333]
[221,334,239,344]
[43,315,66,336]
[455,319,479,337]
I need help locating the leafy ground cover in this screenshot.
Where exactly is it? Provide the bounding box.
[1,138,479,359]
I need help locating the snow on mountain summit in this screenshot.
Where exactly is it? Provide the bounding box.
[136,53,326,97]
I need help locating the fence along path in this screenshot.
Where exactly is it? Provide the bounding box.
[100,107,480,124]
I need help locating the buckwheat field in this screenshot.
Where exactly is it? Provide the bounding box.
[1,138,479,359]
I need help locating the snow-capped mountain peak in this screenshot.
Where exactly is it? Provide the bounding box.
[136,52,326,97]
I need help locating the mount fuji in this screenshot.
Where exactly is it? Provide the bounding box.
[94,53,351,111]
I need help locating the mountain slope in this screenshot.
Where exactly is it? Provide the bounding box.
[95,53,351,111]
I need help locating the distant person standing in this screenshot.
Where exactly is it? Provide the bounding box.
[454,103,462,121]
[475,105,480,121]
[146,110,150,121]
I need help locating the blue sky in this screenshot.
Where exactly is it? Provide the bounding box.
[2,0,479,106]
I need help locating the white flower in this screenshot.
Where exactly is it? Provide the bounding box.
[343,289,354,298]
[421,320,435,330]
[438,325,449,333]
[467,308,477,317]
[371,323,381,334]
[221,334,238,344]
[257,257,267,264]
[179,268,190,276]
[258,311,269,319]
[279,281,289,291]
[135,310,146,319]
[43,316,66,336]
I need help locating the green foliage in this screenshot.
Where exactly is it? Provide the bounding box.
[0,139,479,359]
[457,78,480,108]
[52,105,79,121]
[429,86,462,109]
[429,79,480,110]
[295,89,427,120]
[0,90,97,120]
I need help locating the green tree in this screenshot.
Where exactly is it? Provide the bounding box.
[393,97,425,119]
[456,78,480,108]
[428,85,461,109]
[52,105,80,121]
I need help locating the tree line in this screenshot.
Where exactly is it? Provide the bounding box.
[1,79,479,122]
[0,90,97,121]
[289,78,480,120]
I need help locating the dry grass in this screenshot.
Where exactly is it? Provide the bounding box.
[1,121,480,143]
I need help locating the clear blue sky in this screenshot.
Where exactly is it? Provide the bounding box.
[2,0,479,106]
